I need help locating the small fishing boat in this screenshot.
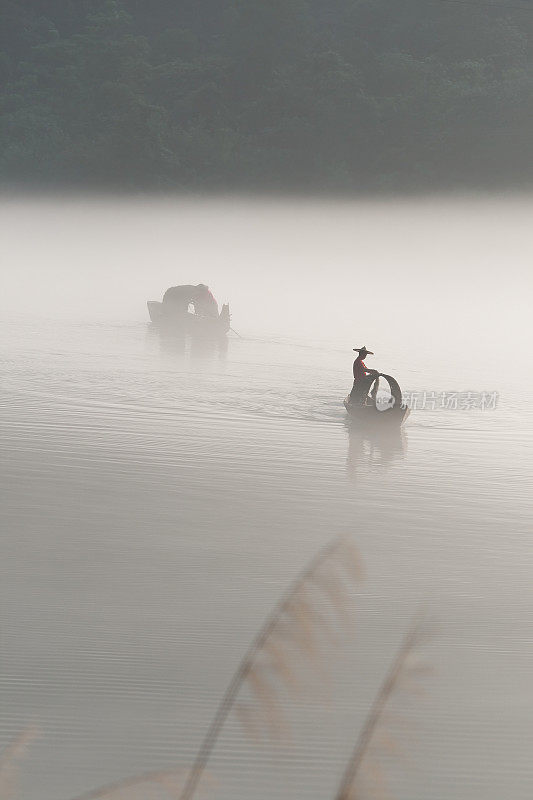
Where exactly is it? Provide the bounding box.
[147,301,231,337]
[344,372,410,426]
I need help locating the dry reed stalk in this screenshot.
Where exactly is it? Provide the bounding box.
[178,536,363,800]
[334,615,430,800]
[0,727,38,800]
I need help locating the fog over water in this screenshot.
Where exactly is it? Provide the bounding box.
[1,196,532,800]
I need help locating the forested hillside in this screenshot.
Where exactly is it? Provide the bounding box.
[1,0,532,191]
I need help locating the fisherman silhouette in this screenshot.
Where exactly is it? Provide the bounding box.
[349,346,378,405]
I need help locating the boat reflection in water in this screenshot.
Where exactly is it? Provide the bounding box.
[147,321,229,365]
[345,417,407,482]
[147,299,231,336]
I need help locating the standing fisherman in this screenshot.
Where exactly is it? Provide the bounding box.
[349,346,376,404]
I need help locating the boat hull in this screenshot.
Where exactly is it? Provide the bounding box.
[344,396,410,427]
[147,301,230,336]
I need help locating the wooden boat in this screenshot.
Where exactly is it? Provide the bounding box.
[147,301,231,336]
[344,372,410,426]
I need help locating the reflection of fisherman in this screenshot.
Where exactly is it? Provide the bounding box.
[349,346,377,405]
[162,284,219,318]
[346,421,407,482]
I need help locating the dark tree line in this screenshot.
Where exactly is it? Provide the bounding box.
[1,0,532,191]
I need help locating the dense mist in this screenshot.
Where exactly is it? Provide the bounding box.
[2,194,533,800]
[1,0,532,191]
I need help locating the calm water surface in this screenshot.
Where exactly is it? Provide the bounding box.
[1,197,532,799]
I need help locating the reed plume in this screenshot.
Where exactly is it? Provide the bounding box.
[334,615,431,800]
[0,727,38,800]
[65,537,362,800]
[179,536,364,800]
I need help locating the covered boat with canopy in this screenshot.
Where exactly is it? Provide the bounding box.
[344,371,409,426]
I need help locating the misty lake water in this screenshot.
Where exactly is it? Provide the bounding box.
[1,196,532,799]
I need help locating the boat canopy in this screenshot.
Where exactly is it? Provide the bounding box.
[358,372,404,411]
